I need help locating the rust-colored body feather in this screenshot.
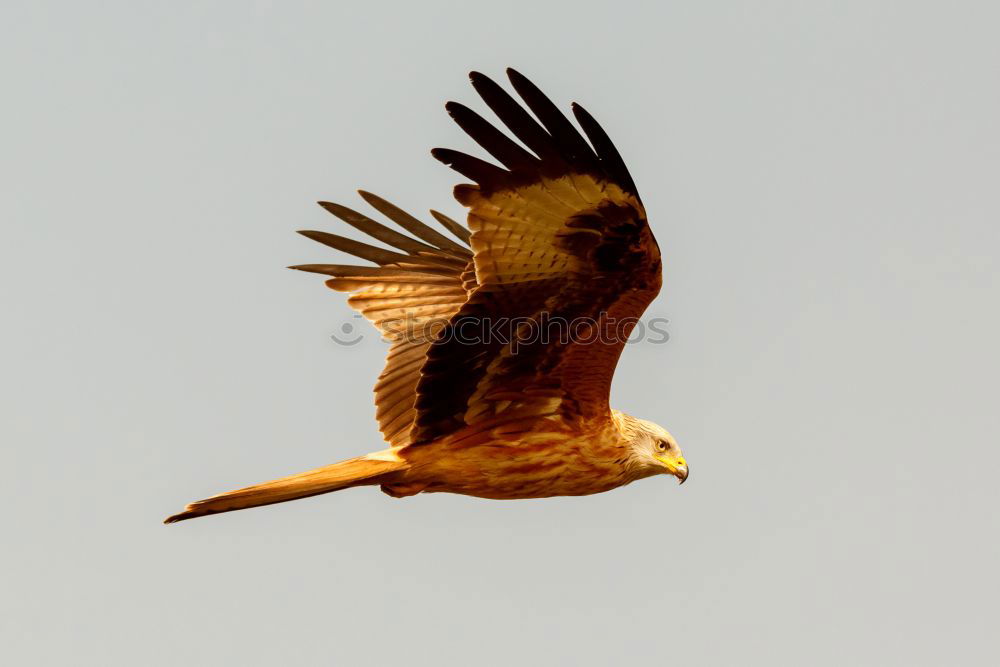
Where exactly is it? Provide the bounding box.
[390,419,649,500]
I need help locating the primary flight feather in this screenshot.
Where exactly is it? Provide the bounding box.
[165,68,686,523]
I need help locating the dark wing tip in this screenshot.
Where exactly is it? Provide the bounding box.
[570,101,641,202]
[316,200,355,219]
[444,68,637,198]
[317,200,348,214]
[505,67,538,96]
[502,68,599,168]
[443,100,468,121]
[431,147,508,186]
[431,147,466,170]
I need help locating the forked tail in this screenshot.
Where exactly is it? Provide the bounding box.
[164,450,408,523]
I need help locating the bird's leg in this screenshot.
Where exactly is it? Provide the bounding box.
[380,482,428,498]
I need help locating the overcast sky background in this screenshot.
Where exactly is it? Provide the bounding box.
[3,1,998,665]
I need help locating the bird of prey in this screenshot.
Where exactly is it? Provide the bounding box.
[165,68,687,524]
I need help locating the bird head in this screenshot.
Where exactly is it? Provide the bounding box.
[614,411,688,484]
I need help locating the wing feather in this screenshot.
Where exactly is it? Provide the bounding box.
[445,101,540,172]
[506,68,600,169]
[294,194,475,445]
[468,71,563,163]
[431,148,510,187]
[358,191,469,255]
[430,210,473,244]
[294,70,658,449]
[317,201,441,254]
[411,70,660,443]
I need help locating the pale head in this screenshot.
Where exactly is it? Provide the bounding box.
[613,411,688,483]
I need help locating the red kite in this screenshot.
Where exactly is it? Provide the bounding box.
[166,69,686,523]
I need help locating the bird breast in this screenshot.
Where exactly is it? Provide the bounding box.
[395,423,636,500]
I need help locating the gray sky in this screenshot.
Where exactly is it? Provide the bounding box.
[3,1,998,665]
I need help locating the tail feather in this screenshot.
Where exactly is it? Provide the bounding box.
[164,451,408,524]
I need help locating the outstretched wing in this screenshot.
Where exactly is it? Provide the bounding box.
[292,192,475,445]
[410,69,662,443]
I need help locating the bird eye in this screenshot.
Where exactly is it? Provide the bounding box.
[656,440,668,452]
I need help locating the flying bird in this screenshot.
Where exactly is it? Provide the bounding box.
[165,68,686,523]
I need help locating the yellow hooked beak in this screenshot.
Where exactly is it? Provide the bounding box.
[656,456,689,484]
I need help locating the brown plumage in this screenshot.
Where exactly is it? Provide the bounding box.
[165,68,687,524]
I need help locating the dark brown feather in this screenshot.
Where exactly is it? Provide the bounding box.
[506,68,599,169]
[571,103,641,203]
[468,71,562,163]
[445,101,540,172]
[430,148,509,187]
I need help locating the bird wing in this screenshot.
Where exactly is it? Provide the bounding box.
[292,192,475,446]
[410,69,662,444]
